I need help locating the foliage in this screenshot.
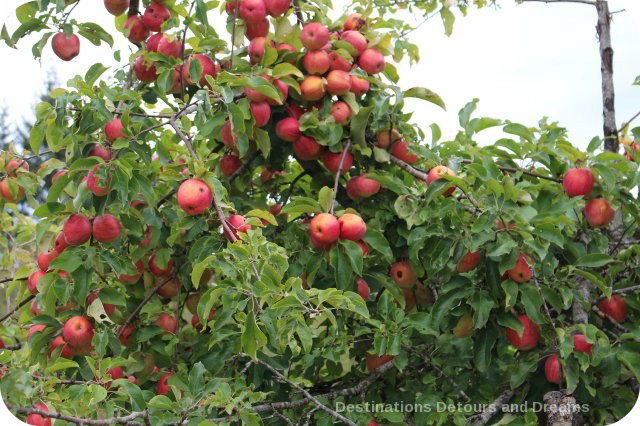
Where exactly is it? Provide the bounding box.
[0,0,639,425]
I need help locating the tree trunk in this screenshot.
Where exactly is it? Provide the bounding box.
[596,0,617,152]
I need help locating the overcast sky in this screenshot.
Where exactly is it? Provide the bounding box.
[0,0,638,150]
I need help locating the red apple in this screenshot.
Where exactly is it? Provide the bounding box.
[264,0,289,17]
[104,118,125,143]
[224,214,252,240]
[240,0,267,24]
[573,334,593,355]
[506,252,533,283]
[51,169,68,184]
[48,335,73,358]
[300,75,326,101]
[89,145,112,162]
[376,128,402,149]
[54,232,70,253]
[243,75,269,102]
[62,315,94,349]
[365,354,393,372]
[598,295,627,322]
[149,254,173,276]
[63,214,92,246]
[303,50,331,75]
[220,154,242,177]
[26,324,46,341]
[456,250,480,273]
[118,325,135,346]
[118,260,144,284]
[346,174,380,201]
[27,403,52,426]
[350,75,370,96]
[0,179,24,202]
[221,120,236,147]
[86,292,115,316]
[329,51,353,72]
[124,16,150,43]
[155,313,178,333]
[505,315,539,351]
[246,19,270,40]
[157,34,182,58]
[426,165,456,196]
[276,117,301,142]
[191,310,216,331]
[331,101,351,124]
[358,48,385,74]
[545,354,561,384]
[5,159,29,175]
[156,277,181,299]
[309,213,340,245]
[344,13,364,31]
[563,168,594,197]
[30,299,41,316]
[142,3,170,32]
[391,140,418,163]
[86,163,112,197]
[177,178,213,215]
[293,135,323,160]
[584,198,615,228]
[37,250,59,272]
[183,54,219,86]
[357,278,370,300]
[340,31,367,56]
[250,101,271,127]
[248,37,273,64]
[300,22,329,50]
[390,261,416,289]
[157,372,173,395]
[326,70,352,96]
[338,213,366,241]
[51,32,80,61]
[27,270,46,295]
[104,0,129,16]
[322,150,353,173]
[92,214,121,243]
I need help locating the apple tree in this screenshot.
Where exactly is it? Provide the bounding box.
[1,0,639,425]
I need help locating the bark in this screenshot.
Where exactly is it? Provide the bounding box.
[596,0,617,152]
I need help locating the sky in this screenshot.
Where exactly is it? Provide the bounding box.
[0,0,638,151]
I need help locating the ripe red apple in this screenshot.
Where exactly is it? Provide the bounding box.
[177,178,213,215]
[276,117,301,142]
[545,354,561,384]
[27,270,46,295]
[563,168,594,197]
[91,213,121,243]
[598,295,627,322]
[38,250,60,272]
[54,232,70,253]
[426,165,456,196]
[156,313,178,333]
[309,213,340,245]
[340,31,367,56]
[63,214,92,246]
[104,118,125,143]
[456,250,480,273]
[86,292,115,316]
[5,158,29,175]
[390,261,417,289]
[48,334,74,358]
[350,75,370,96]
[250,101,271,127]
[0,179,24,202]
[357,278,370,300]
[104,0,129,16]
[300,22,330,50]
[124,16,150,43]
[329,51,353,72]
[157,372,174,395]
[89,145,112,161]
[30,299,41,316]
[248,37,273,64]
[26,324,46,341]
[303,50,331,75]
[118,260,144,284]
[338,213,366,241]
[584,198,615,228]
[365,354,393,372]
[156,277,181,298]
[269,78,290,105]
[27,403,52,426]
[358,48,385,74]
[505,315,539,351]
[62,315,94,349]
[293,135,323,160]
[244,75,269,102]
[506,252,533,283]
[191,310,216,331]
[183,54,219,86]
[322,150,353,173]
[220,153,242,177]
[573,334,593,355]
[52,169,68,184]
[326,70,352,96]
[286,104,305,119]
[142,3,170,32]
[240,0,267,24]
[246,19,270,40]
[376,128,402,149]
[86,163,112,197]
[264,0,289,16]
[221,121,236,147]
[346,174,380,201]
[300,75,326,101]
[391,140,418,163]
[51,32,80,61]
[149,254,173,276]
[224,214,252,240]
[157,34,182,58]
[331,101,351,124]
[118,325,135,346]
[344,13,364,31]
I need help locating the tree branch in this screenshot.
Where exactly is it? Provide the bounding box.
[460,159,563,183]
[469,388,515,426]
[0,295,35,323]
[596,0,618,151]
[519,0,596,5]
[5,403,148,426]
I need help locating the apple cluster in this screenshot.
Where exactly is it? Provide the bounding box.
[0,159,29,202]
[562,167,615,227]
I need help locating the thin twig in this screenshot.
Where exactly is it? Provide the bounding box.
[6,403,148,426]
[330,141,352,215]
[619,110,640,134]
[460,159,563,183]
[592,305,631,334]
[469,388,515,426]
[519,0,596,5]
[0,295,35,323]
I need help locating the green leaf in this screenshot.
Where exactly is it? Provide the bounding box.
[440,7,455,36]
[195,0,209,26]
[45,358,79,373]
[350,106,374,147]
[575,253,614,268]
[510,358,538,388]
[474,325,498,373]
[362,228,393,263]
[503,123,533,142]
[341,240,363,277]
[329,247,353,291]
[77,23,114,47]
[148,395,174,410]
[271,63,304,78]
[241,313,267,360]
[318,186,334,213]
[431,284,473,328]
[403,87,445,110]
[84,63,108,86]
[520,286,545,325]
